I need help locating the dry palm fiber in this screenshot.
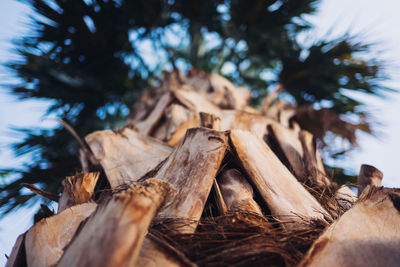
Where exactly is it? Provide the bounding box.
[294,166,355,219]
[299,176,344,220]
[148,212,327,267]
[139,150,345,267]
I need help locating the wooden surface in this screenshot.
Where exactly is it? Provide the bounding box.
[58,179,176,267]
[300,130,326,176]
[152,120,169,140]
[207,73,250,110]
[151,127,229,232]
[219,169,263,215]
[213,179,228,215]
[299,130,330,186]
[24,202,97,267]
[20,183,59,202]
[268,122,307,180]
[86,128,173,188]
[57,172,99,212]
[5,234,26,267]
[137,128,230,266]
[200,112,221,130]
[300,187,400,267]
[173,88,221,115]
[137,238,190,267]
[219,110,274,139]
[357,164,383,196]
[165,104,189,141]
[135,93,172,135]
[126,92,158,126]
[166,114,200,146]
[230,129,330,225]
[185,70,211,92]
[335,185,357,211]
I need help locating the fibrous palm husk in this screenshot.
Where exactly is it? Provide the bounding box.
[149,213,326,267]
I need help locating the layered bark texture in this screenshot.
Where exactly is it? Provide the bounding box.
[7,70,397,267]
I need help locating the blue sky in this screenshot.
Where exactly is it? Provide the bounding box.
[0,0,400,264]
[307,0,400,188]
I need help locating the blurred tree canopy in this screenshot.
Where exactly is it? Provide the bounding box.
[1,0,391,213]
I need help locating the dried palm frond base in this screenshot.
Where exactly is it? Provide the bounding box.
[7,70,399,267]
[150,213,326,267]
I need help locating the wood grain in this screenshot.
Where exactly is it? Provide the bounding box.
[219,169,262,215]
[58,179,176,267]
[152,128,229,232]
[300,187,400,267]
[230,129,330,225]
[57,172,99,212]
[86,128,173,188]
[24,202,97,267]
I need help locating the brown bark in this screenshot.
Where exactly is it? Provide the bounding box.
[126,93,158,127]
[137,234,197,267]
[229,130,330,225]
[85,128,173,188]
[300,187,400,267]
[207,73,250,110]
[299,130,331,186]
[186,69,211,92]
[167,113,200,146]
[165,104,189,141]
[219,169,262,215]
[267,122,307,180]
[200,112,221,130]
[135,92,173,135]
[136,239,184,267]
[24,202,97,267]
[20,183,59,202]
[357,164,383,196]
[57,172,99,212]
[58,179,176,267]
[335,185,357,211]
[262,100,286,121]
[149,128,229,232]
[199,112,226,215]
[5,234,26,267]
[151,120,169,140]
[219,110,274,139]
[261,85,282,116]
[185,71,250,110]
[173,88,221,115]
[278,108,296,129]
[213,178,228,215]
[266,124,330,187]
[260,85,287,122]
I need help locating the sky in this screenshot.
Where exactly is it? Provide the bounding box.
[306,0,400,187]
[0,0,400,265]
